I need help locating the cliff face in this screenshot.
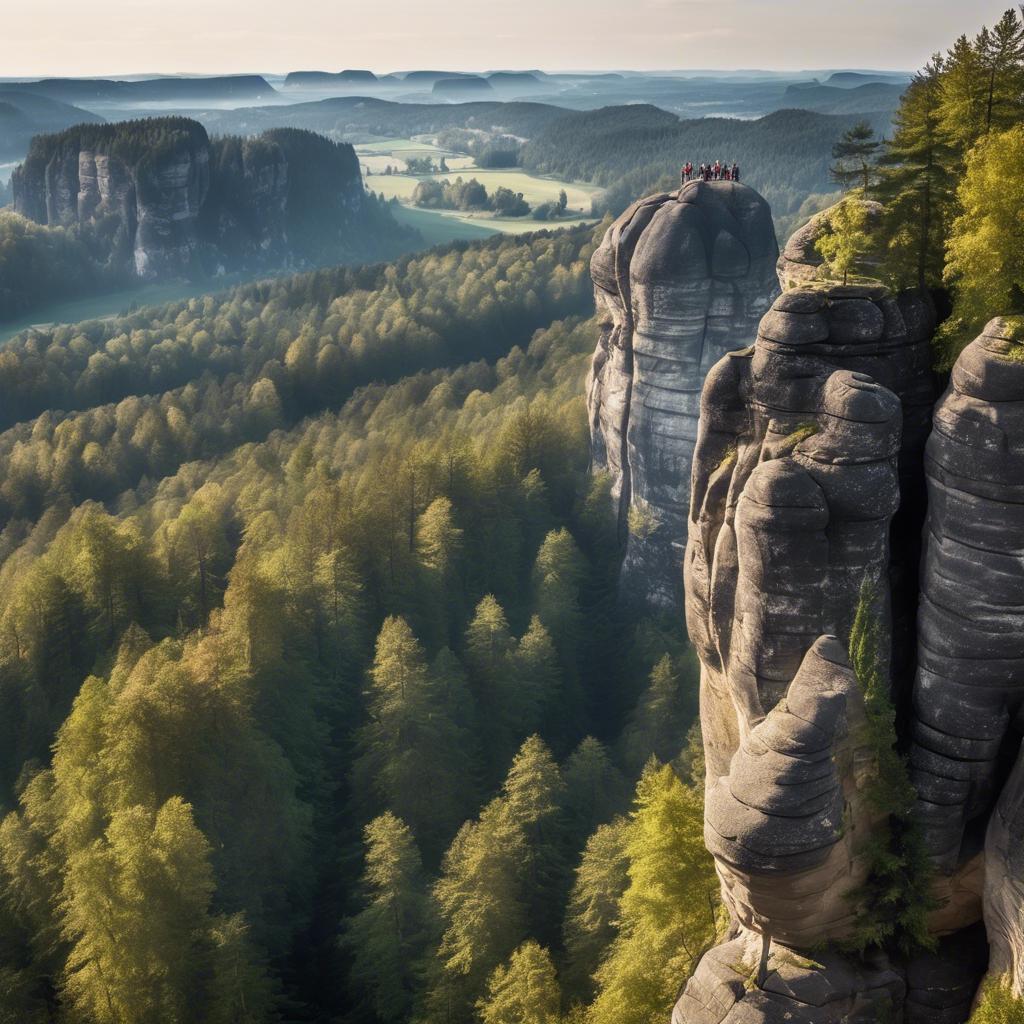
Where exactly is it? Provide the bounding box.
[672,200,1024,1022]
[11,118,365,281]
[587,180,779,608]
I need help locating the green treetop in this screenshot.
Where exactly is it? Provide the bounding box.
[830,121,881,191]
[477,940,562,1024]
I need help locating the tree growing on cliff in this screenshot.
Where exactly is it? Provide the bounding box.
[943,125,1024,356]
[830,121,880,191]
[814,198,874,285]
[846,580,936,955]
[872,59,957,289]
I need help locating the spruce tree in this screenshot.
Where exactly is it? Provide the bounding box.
[342,814,433,1023]
[561,819,630,1003]
[354,618,472,854]
[830,121,880,191]
[587,764,718,1024]
[872,58,958,289]
[477,941,562,1024]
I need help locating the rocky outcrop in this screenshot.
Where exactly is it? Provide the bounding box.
[12,118,366,281]
[587,180,779,607]
[671,194,1024,1022]
[910,318,1024,871]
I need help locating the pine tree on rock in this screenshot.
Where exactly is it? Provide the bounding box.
[873,59,957,289]
[830,121,880,191]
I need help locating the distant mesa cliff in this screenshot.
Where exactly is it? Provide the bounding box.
[284,70,379,87]
[432,76,495,98]
[11,118,372,280]
[3,75,275,106]
[587,180,780,608]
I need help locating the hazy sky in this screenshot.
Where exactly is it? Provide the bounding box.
[4,0,1015,77]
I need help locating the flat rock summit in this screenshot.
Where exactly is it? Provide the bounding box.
[587,180,779,608]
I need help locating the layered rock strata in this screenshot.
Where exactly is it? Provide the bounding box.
[673,200,1024,1020]
[587,180,779,607]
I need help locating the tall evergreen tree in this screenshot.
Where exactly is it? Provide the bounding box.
[342,813,433,1023]
[587,765,718,1024]
[561,819,629,1003]
[873,58,957,289]
[60,798,215,1024]
[354,618,473,854]
[830,121,881,191]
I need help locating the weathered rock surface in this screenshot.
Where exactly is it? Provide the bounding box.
[910,318,1024,873]
[11,118,365,280]
[587,180,779,608]
[706,637,877,948]
[670,194,1024,1021]
[685,283,936,785]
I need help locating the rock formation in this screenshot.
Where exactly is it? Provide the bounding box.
[668,197,1024,1022]
[587,180,779,608]
[11,118,368,281]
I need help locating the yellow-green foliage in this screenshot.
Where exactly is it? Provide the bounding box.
[627,503,659,542]
[478,941,562,1024]
[779,422,819,455]
[943,126,1024,360]
[587,763,718,1024]
[970,977,1024,1024]
[814,199,875,285]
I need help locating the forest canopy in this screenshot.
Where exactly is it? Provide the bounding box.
[0,224,709,1024]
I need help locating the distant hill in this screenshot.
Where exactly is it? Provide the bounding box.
[196,95,570,139]
[3,75,276,106]
[519,103,895,228]
[0,90,104,161]
[402,71,476,83]
[284,70,378,87]
[433,77,494,98]
[825,71,910,88]
[781,80,905,114]
[487,72,543,88]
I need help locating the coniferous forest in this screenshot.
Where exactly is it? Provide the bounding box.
[0,224,714,1024]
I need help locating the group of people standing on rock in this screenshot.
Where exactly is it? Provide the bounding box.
[680,160,740,185]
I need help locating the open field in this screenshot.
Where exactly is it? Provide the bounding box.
[357,137,602,237]
[368,167,601,214]
[391,204,597,245]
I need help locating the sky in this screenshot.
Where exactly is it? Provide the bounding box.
[3,0,1016,77]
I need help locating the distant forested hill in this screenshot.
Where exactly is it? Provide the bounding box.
[520,105,895,231]
[197,96,569,140]
[0,90,104,161]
